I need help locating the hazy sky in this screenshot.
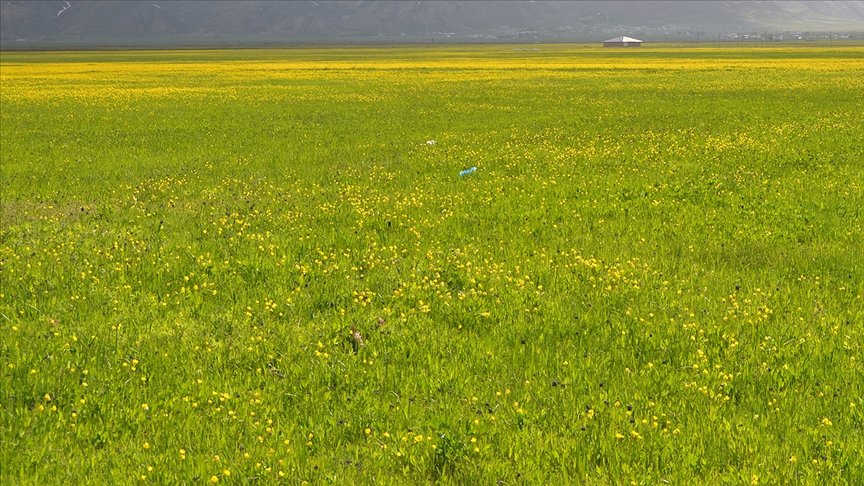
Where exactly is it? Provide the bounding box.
[2,1,862,45]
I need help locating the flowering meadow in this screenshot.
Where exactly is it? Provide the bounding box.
[1,45,862,484]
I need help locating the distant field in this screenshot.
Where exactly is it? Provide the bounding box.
[1,45,862,485]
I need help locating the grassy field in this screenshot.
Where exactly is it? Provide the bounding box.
[1,45,863,485]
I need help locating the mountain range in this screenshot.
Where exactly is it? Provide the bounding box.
[2,1,862,47]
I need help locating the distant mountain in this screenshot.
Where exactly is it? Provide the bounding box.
[2,1,862,45]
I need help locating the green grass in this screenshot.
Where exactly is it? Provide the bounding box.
[1,45,863,485]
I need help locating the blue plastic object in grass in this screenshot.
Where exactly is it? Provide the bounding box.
[459,167,477,177]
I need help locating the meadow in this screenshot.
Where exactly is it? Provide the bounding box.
[1,44,862,485]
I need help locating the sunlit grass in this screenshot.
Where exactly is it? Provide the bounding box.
[1,45,862,484]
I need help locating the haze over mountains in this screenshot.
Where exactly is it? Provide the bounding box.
[2,1,862,47]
